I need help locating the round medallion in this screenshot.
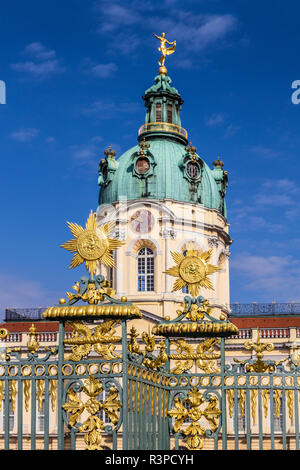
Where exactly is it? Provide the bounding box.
[179,256,206,284]
[136,157,150,175]
[130,210,154,233]
[77,230,108,261]
[186,162,200,179]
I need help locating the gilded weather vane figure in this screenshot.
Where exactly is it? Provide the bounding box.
[153,32,176,74]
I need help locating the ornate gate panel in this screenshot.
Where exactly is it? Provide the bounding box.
[127,363,169,450]
[0,325,60,450]
[222,330,300,450]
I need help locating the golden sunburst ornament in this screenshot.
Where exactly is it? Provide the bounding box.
[164,248,221,297]
[61,211,124,276]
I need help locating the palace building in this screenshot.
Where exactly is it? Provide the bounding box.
[1,37,300,452]
[96,62,230,323]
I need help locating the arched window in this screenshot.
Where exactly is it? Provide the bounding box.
[137,247,154,291]
[167,104,173,123]
[155,103,162,122]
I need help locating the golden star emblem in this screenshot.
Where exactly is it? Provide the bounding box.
[164,248,221,297]
[60,211,124,276]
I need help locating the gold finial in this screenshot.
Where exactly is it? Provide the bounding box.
[153,32,176,75]
[104,146,116,159]
[185,142,197,161]
[138,137,150,155]
[27,324,40,353]
[213,156,224,168]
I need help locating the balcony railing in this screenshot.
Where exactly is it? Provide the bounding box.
[5,308,46,322]
[138,122,188,140]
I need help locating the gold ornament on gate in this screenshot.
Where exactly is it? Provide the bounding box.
[62,374,122,450]
[168,387,221,450]
[164,248,221,298]
[60,210,124,276]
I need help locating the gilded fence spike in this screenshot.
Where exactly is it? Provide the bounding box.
[9,380,17,413]
[227,389,234,419]
[274,390,282,419]
[0,381,4,411]
[238,389,246,418]
[251,389,258,424]
[24,380,31,412]
[262,389,269,419]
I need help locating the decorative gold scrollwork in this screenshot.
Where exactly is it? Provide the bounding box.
[128,327,168,370]
[62,375,122,450]
[170,338,220,374]
[233,329,285,373]
[65,320,121,361]
[168,387,221,450]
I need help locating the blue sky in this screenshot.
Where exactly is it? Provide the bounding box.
[0,0,300,318]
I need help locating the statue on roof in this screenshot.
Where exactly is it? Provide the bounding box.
[153,32,176,68]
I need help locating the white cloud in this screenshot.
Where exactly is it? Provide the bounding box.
[253,178,300,209]
[231,177,300,227]
[12,59,64,78]
[90,135,103,143]
[70,136,122,172]
[249,145,282,158]
[10,128,40,142]
[224,123,240,138]
[71,144,98,161]
[11,42,65,79]
[231,252,300,301]
[231,208,284,233]
[0,273,59,320]
[23,42,56,60]
[82,60,118,78]
[147,12,238,53]
[205,112,225,127]
[93,1,239,60]
[83,99,141,119]
[94,1,141,33]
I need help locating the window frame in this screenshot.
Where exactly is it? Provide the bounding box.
[137,247,155,292]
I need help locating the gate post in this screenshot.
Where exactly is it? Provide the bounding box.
[57,320,65,450]
[42,211,143,450]
[151,247,239,450]
[121,319,129,450]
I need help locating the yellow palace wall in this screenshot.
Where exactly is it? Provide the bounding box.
[96,198,231,320]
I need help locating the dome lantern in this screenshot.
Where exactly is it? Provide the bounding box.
[138,33,188,145]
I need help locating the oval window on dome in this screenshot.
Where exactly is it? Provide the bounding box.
[136,157,150,175]
[186,162,200,179]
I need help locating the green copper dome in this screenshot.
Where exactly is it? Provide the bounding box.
[98,72,228,218]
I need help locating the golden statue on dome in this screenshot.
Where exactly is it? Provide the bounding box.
[153,32,176,75]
